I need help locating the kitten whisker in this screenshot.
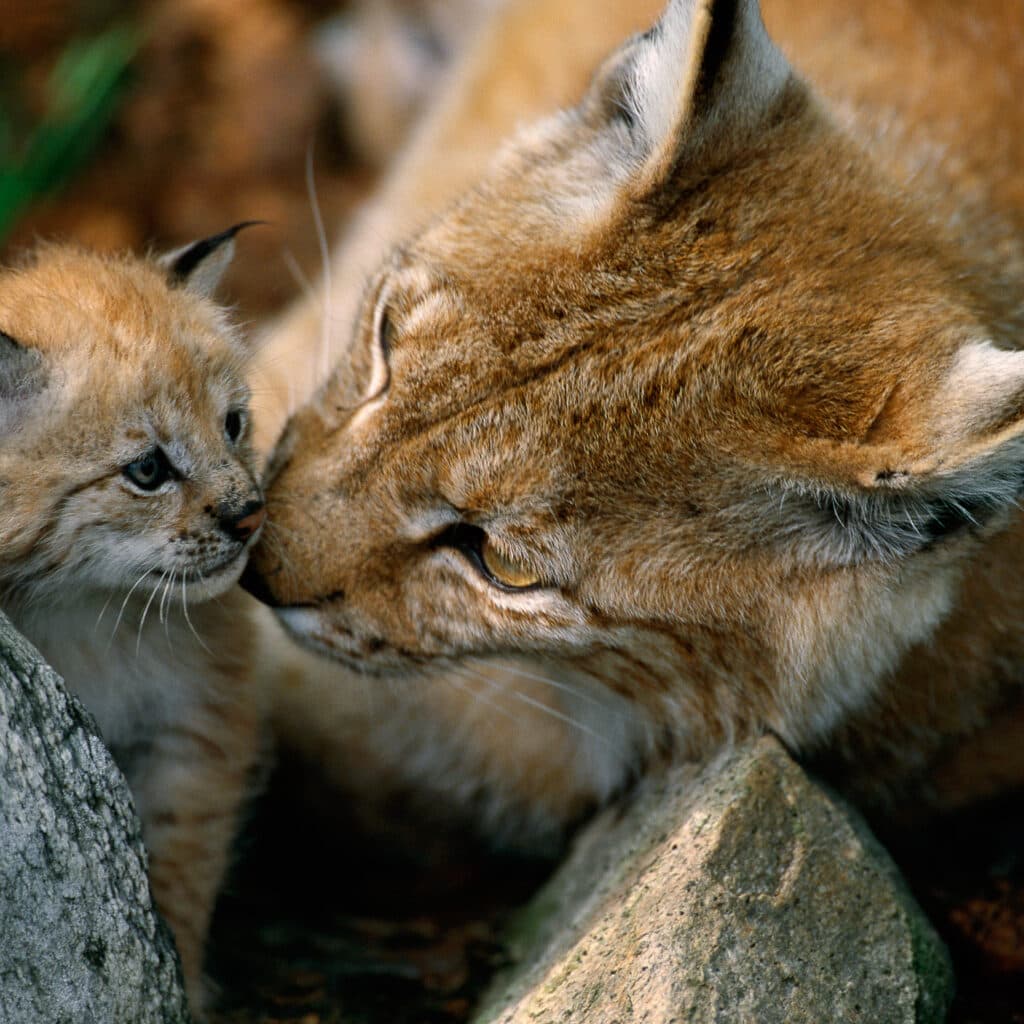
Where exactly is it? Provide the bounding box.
[305,143,334,386]
[109,563,159,648]
[137,568,169,655]
[159,568,174,627]
[180,570,214,656]
[93,590,117,634]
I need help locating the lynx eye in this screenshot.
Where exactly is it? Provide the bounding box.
[225,409,245,444]
[377,307,395,360]
[480,538,542,589]
[123,448,172,492]
[363,299,394,402]
[437,523,542,590]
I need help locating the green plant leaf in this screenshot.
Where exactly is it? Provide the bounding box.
[0,24,140,243]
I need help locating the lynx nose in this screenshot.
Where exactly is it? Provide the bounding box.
[219,499,266,542]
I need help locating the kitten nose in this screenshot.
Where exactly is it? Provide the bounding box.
[219,499,266,542]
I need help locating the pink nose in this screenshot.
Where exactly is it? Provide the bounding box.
[233,506,267,541]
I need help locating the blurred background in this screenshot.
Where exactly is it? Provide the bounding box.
[0,0,489,322]
[3,3,1024,1022]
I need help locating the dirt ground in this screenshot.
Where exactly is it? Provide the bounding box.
[2,0,371,323]
[3,2,1024,1021]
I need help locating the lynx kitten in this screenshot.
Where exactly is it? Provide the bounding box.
[0,229,266,1011]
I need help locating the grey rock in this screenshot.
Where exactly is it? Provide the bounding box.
[476,736,953,1024]
[0,610,191,1024]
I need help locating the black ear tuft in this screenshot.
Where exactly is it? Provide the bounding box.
[586,0,792,197]
[163,221,264,297]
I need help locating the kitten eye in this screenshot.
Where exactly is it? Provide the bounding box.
[123,448,172,492]
[225,409,245,444]
[437,523,542,590]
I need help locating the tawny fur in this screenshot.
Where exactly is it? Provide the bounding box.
[316,0,501,166]
[248,0,1024,842]
[0,242,269,1013]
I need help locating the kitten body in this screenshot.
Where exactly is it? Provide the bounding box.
[0,238,267,1011]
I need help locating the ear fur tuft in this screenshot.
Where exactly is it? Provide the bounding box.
[764,341,1024,566]
[162,221,264,298]
[594,0,791,193]
[775,467,1024,567]
[0,330,46,428]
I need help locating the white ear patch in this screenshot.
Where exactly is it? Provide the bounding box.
[936,340,1024,442]
[621,0,791,189]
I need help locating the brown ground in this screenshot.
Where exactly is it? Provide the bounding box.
[2,0,371,324]
[3,2,1023,1021]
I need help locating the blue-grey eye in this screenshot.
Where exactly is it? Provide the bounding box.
[124,449,171,491]
[225,409,244,444]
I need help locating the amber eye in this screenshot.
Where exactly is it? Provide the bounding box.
[436,523,542,590]
[480,538,541,589]
[123,448,172,492]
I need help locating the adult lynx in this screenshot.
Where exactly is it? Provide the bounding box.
[246,0,1024,839]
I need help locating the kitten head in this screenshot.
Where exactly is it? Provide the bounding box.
[249,0,1024,751]
[0,229,265,605]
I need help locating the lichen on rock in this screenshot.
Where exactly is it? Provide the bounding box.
[0,610,190,1024]
[477,736,954,1024]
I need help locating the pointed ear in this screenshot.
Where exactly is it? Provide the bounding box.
[586,0,792,194]
[773,342,1024,565]
[161,221,262,298]
[0,330,46,427]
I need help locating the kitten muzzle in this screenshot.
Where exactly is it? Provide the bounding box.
[218,499,266,542]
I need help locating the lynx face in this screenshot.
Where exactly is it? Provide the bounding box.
[0,237,265,607]
[250,0,1024,752]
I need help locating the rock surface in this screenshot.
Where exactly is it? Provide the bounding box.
[0,611,191,1024]
[475,736,953,1024]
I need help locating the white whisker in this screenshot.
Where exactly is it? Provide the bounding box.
[181,570,214,655]
[459,664,613,748]
[447,667,520,724]
[92,590,117,634]
[466,656,610,711]
[108,564,157,649]
[305,144,334,385]
[159,568,174,627]
[137,568,168,655]
[282,247,320,308]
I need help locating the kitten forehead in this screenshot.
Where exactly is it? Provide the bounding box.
[0,244,242,365]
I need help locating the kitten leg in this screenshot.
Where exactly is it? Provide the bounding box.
[125,697,262,1015]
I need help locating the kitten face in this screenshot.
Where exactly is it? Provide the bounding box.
[0,243,264,604]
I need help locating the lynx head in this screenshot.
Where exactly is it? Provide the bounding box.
[249,0,1024,752]
[0,228,265,606]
